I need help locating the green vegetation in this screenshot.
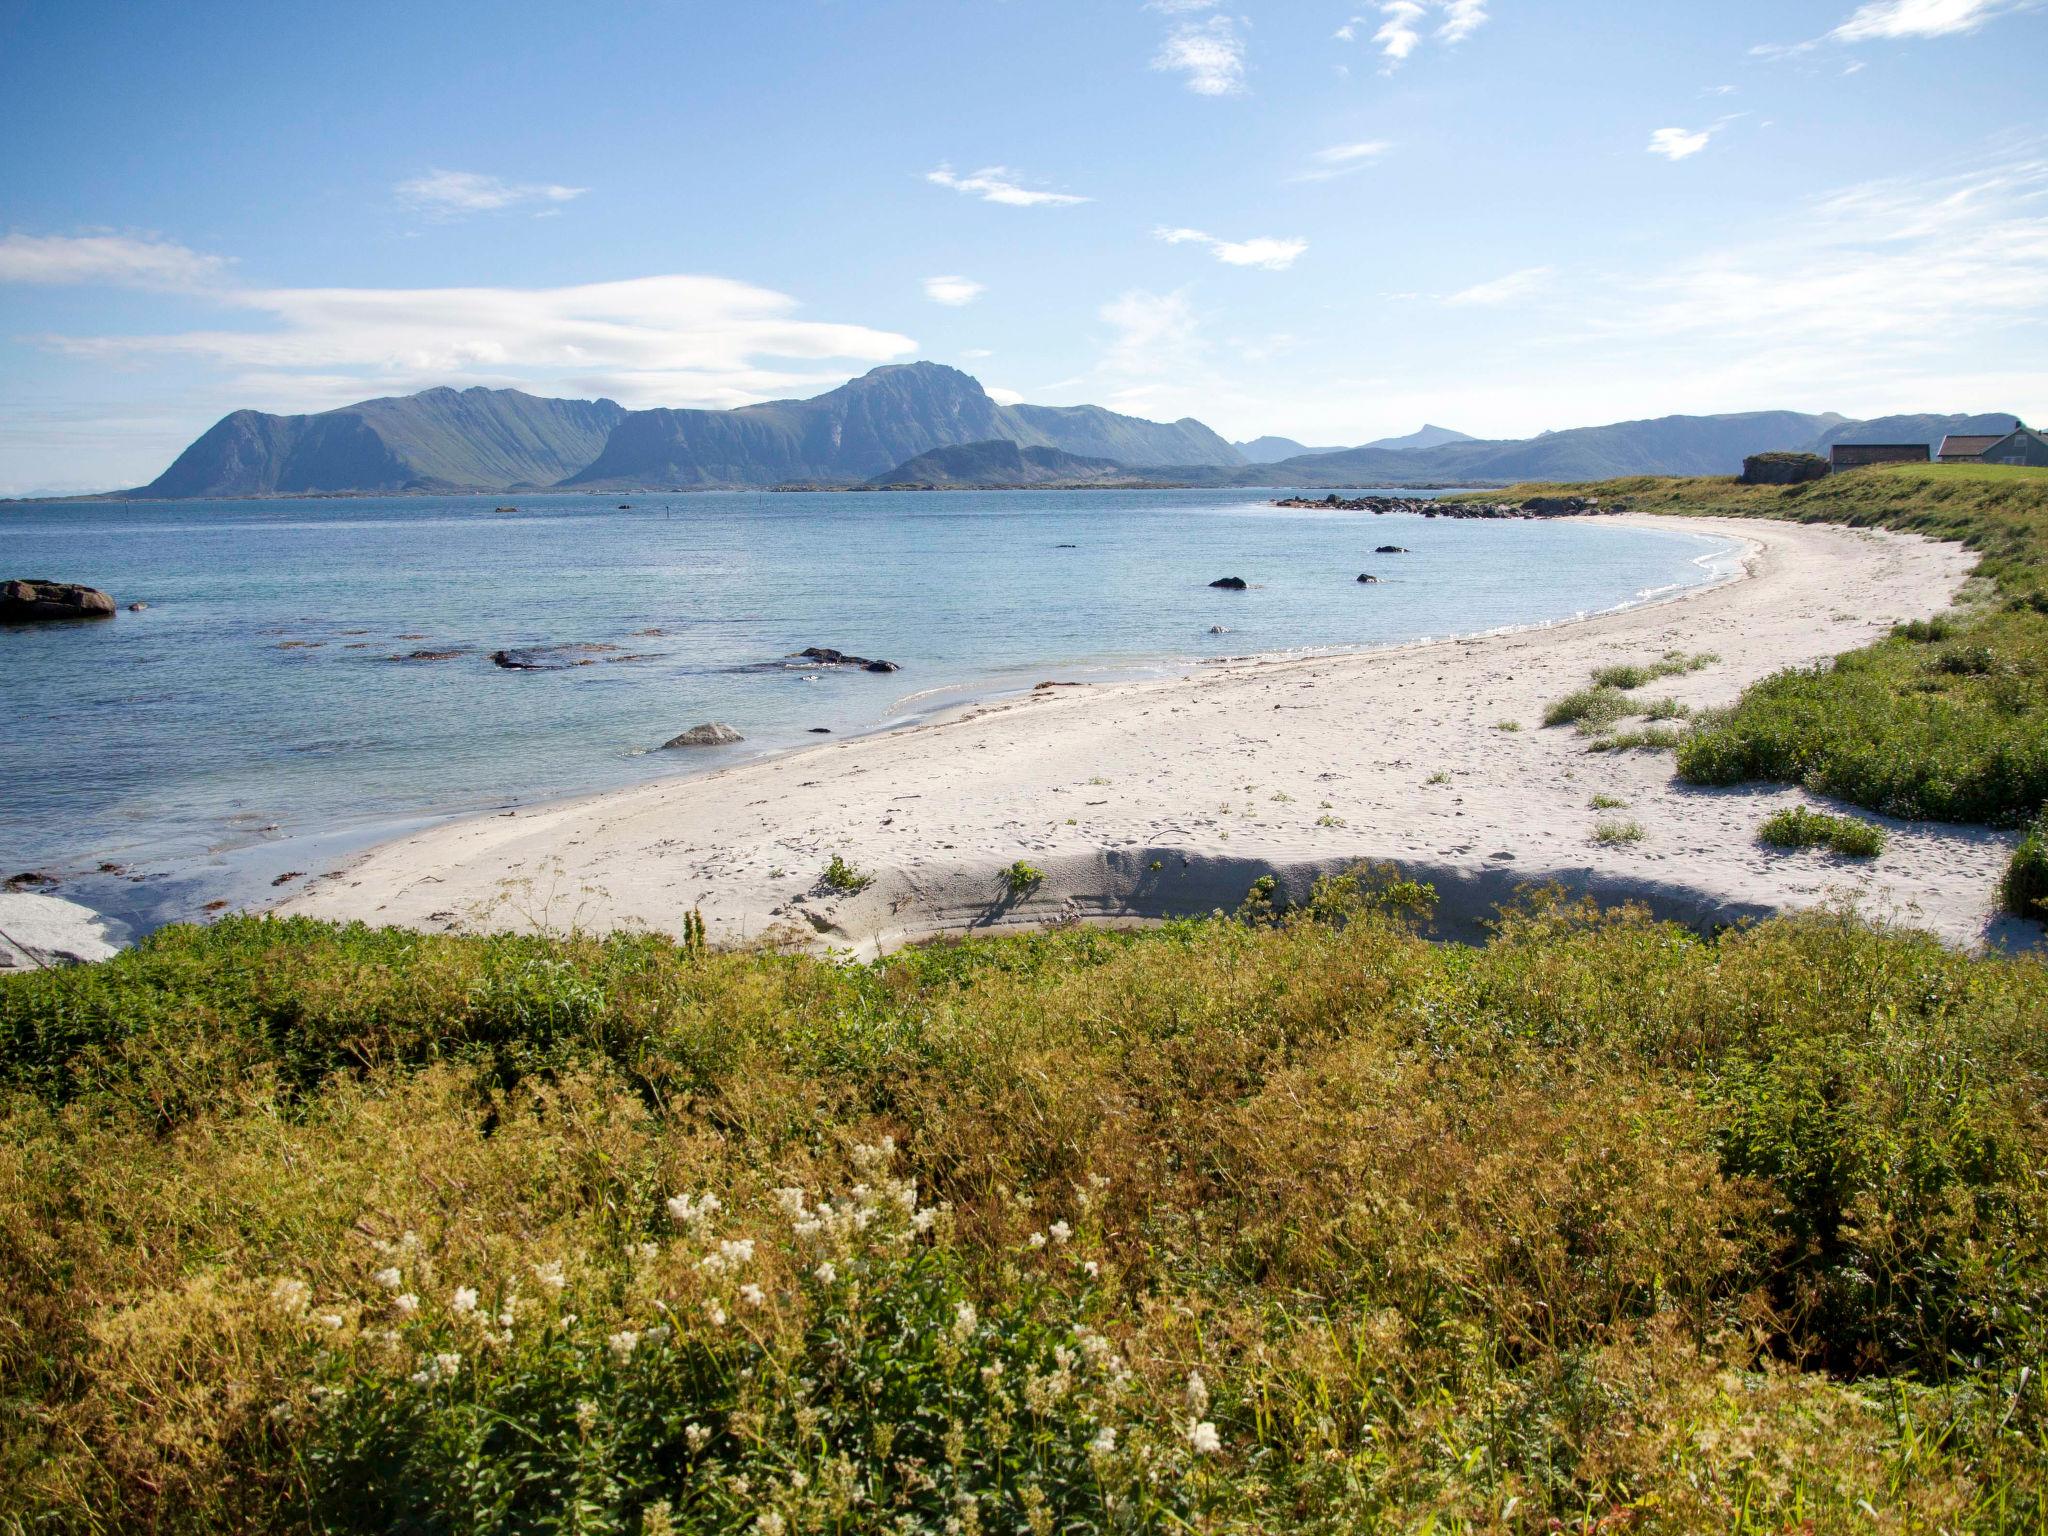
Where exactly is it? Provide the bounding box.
[1589,793,1629,809]
[1458,464,2048,904]
[2007,807,2048,919]
[1592,816,1644,846]
[1588,724,1688,753]
[1493,718,1521,732]
[4,900,2047,1531]
[1757,805,1888,859]
[821,854,874,894]
[1001,860,1046,897]
[1543,684,1635,733]
[1590,650,1717,691]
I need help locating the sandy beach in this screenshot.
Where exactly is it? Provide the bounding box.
[277,514,2026,954]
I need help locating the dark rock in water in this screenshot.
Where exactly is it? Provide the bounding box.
[2,579,116,622]
[7,871,57,891]
[1374,545,1409,555]
[662,722,744,748]
[493,505,518,513]
[393,648,466,662]
[271,870,304,886]
[862,659,899,673]
[1209,625,1229,634]
[1055,543,1078,548]
[1209,576,1248,590]
[792,646,900,673]
[808,726,832,733]
[127,601,149,611]
[1357,573,1381,583]
[490,643,620,670]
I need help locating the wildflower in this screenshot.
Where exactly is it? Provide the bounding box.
[757,1513,787,1536]
[704,1299,728,1327]
[317,1312,344,1330]
[394,1293,420,1316]
[667,1191,721,1229]
[576,1399,599,1434]
[721,1238,756,1266]
[1186,1369,1209,1416]
[1027,1231,1047,1250]
[1188,1420,1221,1455]
[686,1422,713,1452]
[893,1180,918,1212]
[533,1259,567,1291]
[952,1301,977,1341]
[1089,1426,1116,1455]
[814,1262,837,1284]
[450,1286,479,1314]
[268,1401,294,1424]
[1083,1260,1100,1279]
[270,1278,310,1314]
[740,1283,766,1309]
[435,1351,461,1378]
[1049,1220,1072,1244]
[373,1266,403,1291]
[636,1242,659,1261]
[912,1208,938,1233]
[608,1329,639,1360]
[773,1187,809,1217]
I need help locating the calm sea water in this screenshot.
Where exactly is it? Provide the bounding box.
[2,488,1742,933]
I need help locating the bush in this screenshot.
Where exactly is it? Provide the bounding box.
[1592,817,1644,845]
[821,854,874,894]
[2006,807,2048,918]
[1757,805,1887,858]
[1001,860,1045,897]
[1544,685,1635,732]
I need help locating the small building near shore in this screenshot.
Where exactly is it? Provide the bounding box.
[1980,423,2048,468]
[1830,442,1931,471]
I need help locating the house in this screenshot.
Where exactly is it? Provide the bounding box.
[1938,433,2007,463]
[1830,442,1930,471]
[1980,422,2048,469]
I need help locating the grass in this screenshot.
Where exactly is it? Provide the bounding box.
[1493,718,1521,732]
[1455,463,2048,906]
[1586,724,1688,753]
[1001,860,1045,897]
[2006,806,2048,919]
[1589,650,1718,690]
[1757,805,1888,859]
[1592,817,1644,845]
[1543,684,1636,733]
[1589,793,1629,809]
[820,854,873,894]
[4,899,2048,1531]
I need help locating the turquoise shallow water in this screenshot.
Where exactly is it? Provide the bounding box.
[1,487,1742,931]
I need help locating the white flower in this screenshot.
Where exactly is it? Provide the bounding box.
[1027,1231,1047,1250]
[270,1278,310,1313]
[704,1299,728,1327]
[373,1266,403,1291]
[398,1230,419,1251]
[1089,1426,1117,1455]
[814,1262,837,1284]
[635,1242,659,1261]
[912,1208,938,1233]
[576,1399,598,1433]
[686,1422,712,1452]
[394,1293,420,1316]
[1083,1260,1100,1279]
[450,1286,479,1314]
[533,1260,567,1291]
[739,1284,766,1309]
[317,1313,344,1330]
[1188,1420,1221,1454]
[607,1329,640,1360]
[1049,1221,1072,1244]
[434,1351,461,1378]
[952,1301,977,1341]
[666,1191,721,1229]
[1186,1369,1209,1416]
[757,1513,787,1536]
[773,1187,809,1217]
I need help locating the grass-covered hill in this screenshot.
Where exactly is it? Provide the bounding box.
[4,892,2046,1533]
[1454,463,2048,917]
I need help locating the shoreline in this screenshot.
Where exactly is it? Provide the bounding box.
[276,514,2034,956]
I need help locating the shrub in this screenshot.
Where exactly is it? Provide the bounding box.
[1757,805,1887,858]
[2006,806,2048,918]
[1587,725,1687,752]
[1589,651,1717,691]
[820,854,873,894]
[1544,685,1635,733]
[1592,817,1644,845]
[1001,860,1045,897]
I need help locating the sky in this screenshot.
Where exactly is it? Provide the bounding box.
[0,0,2044,493]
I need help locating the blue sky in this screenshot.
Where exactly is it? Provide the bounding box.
[1,0,2044,492]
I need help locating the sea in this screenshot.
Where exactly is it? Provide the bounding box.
[2,487,1745,936]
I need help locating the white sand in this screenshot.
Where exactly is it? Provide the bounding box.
[278,515,2032,954]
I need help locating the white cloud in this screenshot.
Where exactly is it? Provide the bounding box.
[395,170,588,218]
[35,272,919,411]
[925,164,1089,207]
[1098,287,1204,378]
[0,232,230,290]
[1151,14,1247,95]
[1648,126,1715,161]
[984,385,1026,405]
[1832,0,2032,39]
[1155,226,1308,270]
[1342,1,1489,67]
[1442,266,1554,305]
[1293,140,1393,182]
[922,275,986,306]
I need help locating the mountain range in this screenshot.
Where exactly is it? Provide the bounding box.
[123,361,2026,497]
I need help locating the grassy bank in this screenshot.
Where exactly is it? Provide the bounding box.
[4,900,2047,1533]
[1455,464,2048,916]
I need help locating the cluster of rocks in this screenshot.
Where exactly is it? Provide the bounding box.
[793,646,899,673]
[1271,494,1622,519]
[2,579,116,622]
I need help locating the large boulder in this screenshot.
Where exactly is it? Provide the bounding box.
[1209,576,1248,590]
[2,579,116,622]
[662,722,744,749]
[0,892,126,968]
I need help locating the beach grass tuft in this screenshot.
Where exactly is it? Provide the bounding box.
[1592,817,1644,845]
[1757,805,1888,858]
[821,853,874,894]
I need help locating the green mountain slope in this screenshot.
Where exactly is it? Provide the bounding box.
[871,440,1128,486]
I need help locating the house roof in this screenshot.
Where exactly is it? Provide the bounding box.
[1939,435,2005,456]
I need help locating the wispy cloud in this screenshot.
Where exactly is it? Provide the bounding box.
[1155,226,1307,270]
[1293,140,1394,182]
[1648,126,1715,161]
[1442,266,1554,306]
[1098,287,1204,378]
[1340,1,1489,68]
[925,164,1089,207]
[922,274,986,306]
[1756,0,2036,55]
[0,232,231,290]
[1151,14,1247,95]
[32,271,919,411]
[395,170,588,218]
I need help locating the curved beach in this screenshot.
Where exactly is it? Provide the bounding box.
[278,514,2017,952]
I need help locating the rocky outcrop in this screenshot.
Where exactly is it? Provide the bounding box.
[490,643,620,670]
[1357,573,1381,584]
[794,647,900,673]
[1271,494,1626,520]
[2,580,116,622]
[662,723,744,748]
[1209,577,1248,590]
[0,892,126,968]
[1375,545,1410,555]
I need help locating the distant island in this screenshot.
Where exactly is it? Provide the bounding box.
[71,359,2027,500]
